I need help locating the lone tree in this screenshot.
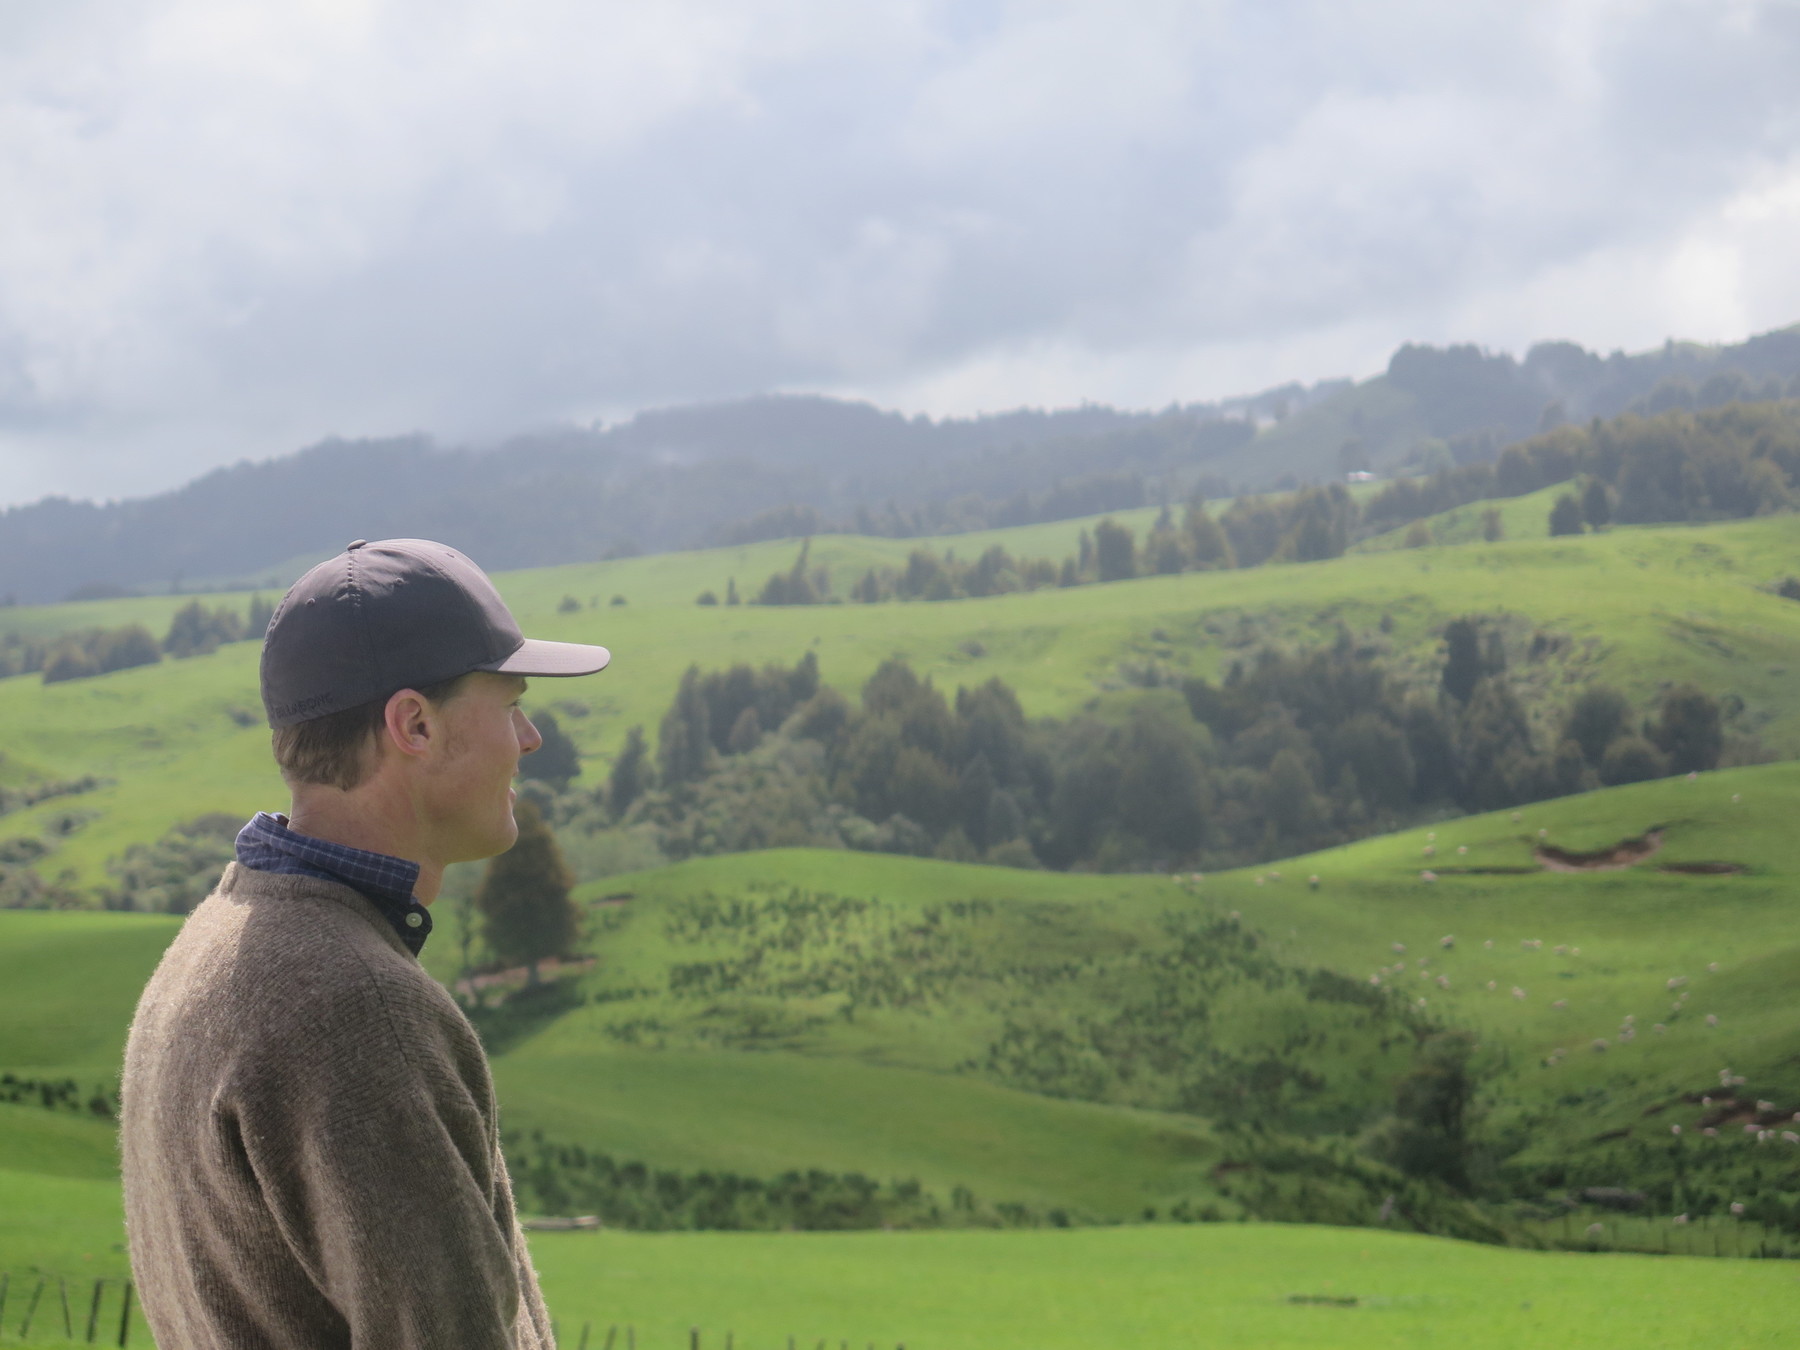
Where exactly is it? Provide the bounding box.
[475,797,577,975]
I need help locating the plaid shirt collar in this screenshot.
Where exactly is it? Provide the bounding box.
[235,812,433,956]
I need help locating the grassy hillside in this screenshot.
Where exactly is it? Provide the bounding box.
[6,509,1800,891]
[4,1184,1793,1349]
[6,763,1800,1342]
[10,762,1800,1222]
[524,1224,1800,1350]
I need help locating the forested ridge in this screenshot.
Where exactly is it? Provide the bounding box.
[495,618,1753,882]
[3,323,1799,604]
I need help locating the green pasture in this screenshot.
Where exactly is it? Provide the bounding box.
[525,1224,1800,1350]
[7,763,1800,1341]
[6,508,1800,892]
[3,1176,1797,1349]
[1352,483,1570,552]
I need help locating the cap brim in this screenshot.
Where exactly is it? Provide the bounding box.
[483,637,612,678]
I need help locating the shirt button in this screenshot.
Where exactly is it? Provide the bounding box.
[405,912,423,928]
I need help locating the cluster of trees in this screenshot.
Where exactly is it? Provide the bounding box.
[0,772,101,820]
[101,814,240,914]
[656,652,824,782]
[553,619,1734,877]
[503,1131,1056,1229]
[724,397,1800,610]
[2,624,161,683]
[742,492,1341,608]
[1367,400,1800,540]
[0,1072,117,1120]
[0,593,275,685]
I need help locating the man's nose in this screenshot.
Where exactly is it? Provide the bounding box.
[516,710,544,755]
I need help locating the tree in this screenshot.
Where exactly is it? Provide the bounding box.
[1649,683,1722,774]
[1379,1032,1479,1191]
[1440,619,1483,703]
[1581,478,1613,529]
[1599,735,1666,786]
[1093,518,1136,582]
[475,797,577,974]
[519,710,580,790]
[164,600,243,657]
[1479,507,1503,542]
[726,706,762,754]
[1562,686,1630,766]
[1548,493,1586,537]
[607,725,652,819]
[657,666,712,785]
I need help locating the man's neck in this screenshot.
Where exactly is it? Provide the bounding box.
[285,793,445,904]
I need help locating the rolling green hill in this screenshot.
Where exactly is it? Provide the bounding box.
[6,760,1800,1342]
[5,508,1800,893]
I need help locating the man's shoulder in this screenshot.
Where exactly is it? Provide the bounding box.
[144,865,465,1056]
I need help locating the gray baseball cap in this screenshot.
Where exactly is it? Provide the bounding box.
[261,538,610,728]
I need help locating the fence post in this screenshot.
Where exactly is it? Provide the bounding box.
[0,1271,9,1329]
[603,1324,618,1350]
[691,1326,700,1350]
[86,1278,106,1343]
[117,1280,134,1347]
[20,1275,46,1338]
[627,1324,636,1350]
[61,1276,74,1338]
[578,1322,591,1350]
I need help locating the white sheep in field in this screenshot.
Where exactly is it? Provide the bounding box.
[1706,1014,1720,1027]
[1671,1126,1683,1137]
[1512,986,1526,1000]
[1392,942,1406,954]
[1420,870,1438,882]
[1440,935,1455,949]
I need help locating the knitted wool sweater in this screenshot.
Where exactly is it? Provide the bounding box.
[121,863,555,1349]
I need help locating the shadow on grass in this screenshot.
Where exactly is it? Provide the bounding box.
[466,976,585,1055]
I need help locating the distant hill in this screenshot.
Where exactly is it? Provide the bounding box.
[1,322,1797,604]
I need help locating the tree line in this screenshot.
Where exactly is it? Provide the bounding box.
[0,594,274,684]
[532,620,1738,878]
[724,397,1800,608]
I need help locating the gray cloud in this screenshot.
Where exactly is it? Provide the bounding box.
[1,0,1798,503]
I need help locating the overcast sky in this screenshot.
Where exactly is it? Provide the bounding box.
[2,0,1798,505]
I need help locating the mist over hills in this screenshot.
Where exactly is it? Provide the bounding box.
[2,322,1798,605]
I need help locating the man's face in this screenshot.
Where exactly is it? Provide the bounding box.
[422,672,542,862]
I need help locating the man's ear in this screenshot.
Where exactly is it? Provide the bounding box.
[382,689,439,761]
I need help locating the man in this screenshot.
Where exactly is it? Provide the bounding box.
[121,538,610,1349]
